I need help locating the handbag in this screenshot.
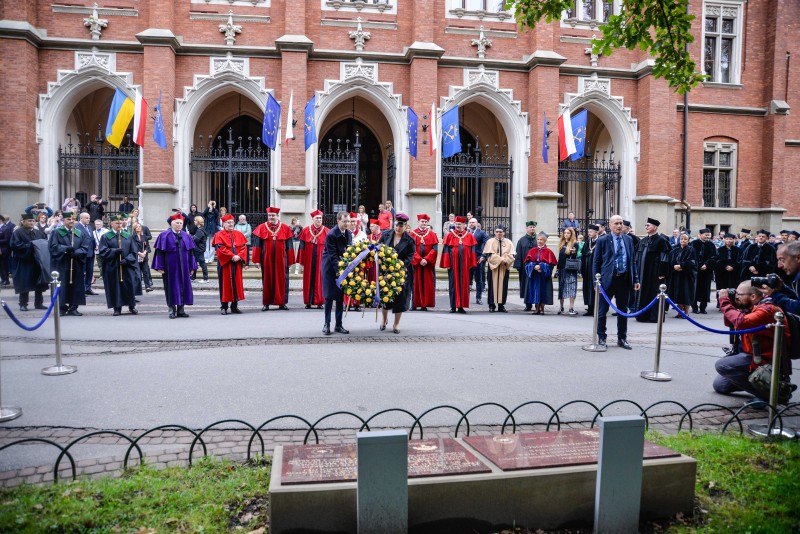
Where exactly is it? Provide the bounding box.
[565,258,581,272]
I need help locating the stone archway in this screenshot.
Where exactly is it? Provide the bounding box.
[560,75,641,219]
[174,56,276,210]
[36,51,138,207]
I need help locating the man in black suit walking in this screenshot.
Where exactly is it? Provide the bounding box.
[593,215,640,349]
[321,211,352,335]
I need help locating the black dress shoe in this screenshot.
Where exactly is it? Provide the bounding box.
[699,309,707,314]
[231,307,242,314]
[489,307,496,313]
[498,306,508,313]
[220,308,228,315]
[86,290,98,296]
[113,309,121,316]
[334,325,349,334]
[262,306,269,311]
[421,307,428,311]
[450,308,456,313]
[617,339,632,350]
[146,287,153,293]
[169,310,177,319]
[19,305,28,312]
[457,308,467,314]
[305,304,312,309]
[135,299,140,303]
[322,324,331,335]
[583,311,593,316]
[35,304,47,310]
[278,305,289,310]
[59,310,67,317]
[177,311,190,318]
[129,307,138,315]
[67,309,82,317]
[524,305,532,312]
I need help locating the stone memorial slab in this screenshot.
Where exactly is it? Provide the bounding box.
[280,438,491,485]
[464,429,680,471]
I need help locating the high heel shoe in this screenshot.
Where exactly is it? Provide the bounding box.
[380,321,387,331]
[393,326,400,334]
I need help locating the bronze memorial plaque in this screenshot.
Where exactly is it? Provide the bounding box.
[463,429,681,471]
[281,438,490,485]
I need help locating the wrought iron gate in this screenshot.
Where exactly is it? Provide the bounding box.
[557,156,621,231]
[317,135,361,229]
[57,127,139,220]
[190,128,271,226]
[441,141,513,238]
[386,151,395,208]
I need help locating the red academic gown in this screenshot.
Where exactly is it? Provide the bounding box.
[212,229,248,304]
[252,222,295,306]
[410,228,439,308]
[297,224,328,306]
[440,230,477,309]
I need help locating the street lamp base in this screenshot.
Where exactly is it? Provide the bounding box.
[641,371,672,382]
[41,364,78,376]
[0,406,22,422]
[747,424,796,439]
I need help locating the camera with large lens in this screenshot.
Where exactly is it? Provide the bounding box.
[726,288,737,300]
[751,273,781,289]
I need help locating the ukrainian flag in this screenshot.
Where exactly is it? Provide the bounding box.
[105,88,135,148]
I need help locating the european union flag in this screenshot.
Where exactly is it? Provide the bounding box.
[304,96,317,151]
[262,93,281,150]
[569,109,588,161]
[407,107,418,159]
[153,90,167,149]
[440,106,460,159]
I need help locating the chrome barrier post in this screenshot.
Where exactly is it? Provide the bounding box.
[0,326,22,421]
[749,311,796,439]
[641,285,672,381]
[583,273,607,352]
[42,271,77,376]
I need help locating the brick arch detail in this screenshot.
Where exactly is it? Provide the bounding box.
[36,53,138,207]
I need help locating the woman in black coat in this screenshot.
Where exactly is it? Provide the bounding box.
[668,232,697,317]
[379,213,416,334]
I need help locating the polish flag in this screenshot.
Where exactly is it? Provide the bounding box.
[557,107,576,161]
[285,90,294,145]
[133,92,148,147]
[429,101,438,155]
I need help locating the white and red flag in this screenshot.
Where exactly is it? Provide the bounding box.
[557,107,576,161]
[133,92,148,147]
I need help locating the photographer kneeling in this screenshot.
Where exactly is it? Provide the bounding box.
[716,282,793,405]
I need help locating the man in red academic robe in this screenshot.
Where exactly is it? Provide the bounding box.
[213,214,248,314]
[410,213,438,311]
[367,219,382,244]
[252,206,294,311]
[297,210,328,309]
[440,216,477,313]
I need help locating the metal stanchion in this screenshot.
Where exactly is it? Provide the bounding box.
[0,337,22,422]
[41,271,77,376]
[641,284,672,381]
[583,273,606,352]
[749,312,796,439]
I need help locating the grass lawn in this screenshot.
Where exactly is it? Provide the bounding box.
[0,432,798,533]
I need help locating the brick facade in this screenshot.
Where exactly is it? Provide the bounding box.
[0,0,797,235]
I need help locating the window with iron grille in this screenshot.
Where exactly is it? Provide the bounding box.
[702,143,736,208]
[702,1,744,84]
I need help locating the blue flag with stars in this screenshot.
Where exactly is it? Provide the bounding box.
[304,96,317,151]
[407,107,418,159]
[262,93,281,150]
[153,90,167,149]
[569,109,588,161]
[440,106,460,158]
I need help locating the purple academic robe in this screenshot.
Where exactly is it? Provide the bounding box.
[152,230,198,307]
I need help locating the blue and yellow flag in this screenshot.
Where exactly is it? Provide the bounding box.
[304,96,317,151]
[407,107,418,159]
[262,93,281,150]
[441,106,460,159]
[105,88,134,148]
[569,109,588,161]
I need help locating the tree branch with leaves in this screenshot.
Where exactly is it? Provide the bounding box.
[507,0,705,93]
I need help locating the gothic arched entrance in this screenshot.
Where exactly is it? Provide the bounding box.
[317,117,385,227]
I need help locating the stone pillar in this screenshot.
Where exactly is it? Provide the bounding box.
[406,42,444,231]
[632,195,677,233]
[136,30,180,228]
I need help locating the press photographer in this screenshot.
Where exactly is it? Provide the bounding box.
[761,241,800,315]
[715,282,794,405]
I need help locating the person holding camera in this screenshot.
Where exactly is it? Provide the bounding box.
[202,201,220,263]
[716,282,793,404]
[761,241,800,315]
[87,195,106,224]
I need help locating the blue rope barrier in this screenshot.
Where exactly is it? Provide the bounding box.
[598,284,658,318]
[1,286,60,331]
[665,296,769,335]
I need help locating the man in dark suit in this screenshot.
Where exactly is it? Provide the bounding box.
[0,214,15,286]
[592,215,640,349]
[76,212,98,295]
[321,211,352,335]
[468,217,489,305]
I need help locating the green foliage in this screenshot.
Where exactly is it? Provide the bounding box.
[507,0,706,93]
[0,456,272,533]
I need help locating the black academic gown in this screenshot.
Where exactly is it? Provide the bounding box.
[714,245,742,291]
[98,230,138,309]
[634,232,671,322]
[691,239,718,306]
[10,226,48,294]
[581,238,598,308]
[668,245,697,306]
[740,242,777,281]
[49,226,90,309]
[514,233,538,299]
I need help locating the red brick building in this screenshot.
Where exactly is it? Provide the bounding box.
[0,0,797,237]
